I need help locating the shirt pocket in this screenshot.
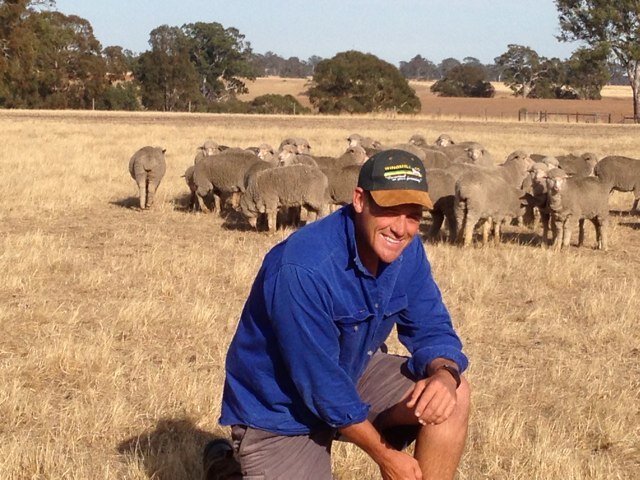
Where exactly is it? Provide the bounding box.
[334,308,372,332]
[384,294,408,319]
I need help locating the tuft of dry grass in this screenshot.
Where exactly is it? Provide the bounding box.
[0,110,639,479]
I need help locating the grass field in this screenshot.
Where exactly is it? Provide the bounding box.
[1,109,639,479]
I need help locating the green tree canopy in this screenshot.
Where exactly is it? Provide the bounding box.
[307,50,421,114]
[430,64,495,97]
[556,0,640,120]
[399,55,439,80]
[495,44,556,97]
[565,46,611,99]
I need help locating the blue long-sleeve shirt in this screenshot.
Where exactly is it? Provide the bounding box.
[219,205,468,435]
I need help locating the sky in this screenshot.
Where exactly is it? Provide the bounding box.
[53,0,581,66]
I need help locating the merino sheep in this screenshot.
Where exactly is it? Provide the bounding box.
[454,172,529,246]
[279,137,312,155]
[128,146,166,210]
[240,165,330,233]
[192,150,261,215]
[558,152,599,177]
[347,133,381,150]
[594,155,640,213]
[424,168,457,242]
[277,144,318,167]
[546,168,610,250]
[435,134,455,147]
[521,162,552,241]
[452,144,494,167]
[194,140,221,164]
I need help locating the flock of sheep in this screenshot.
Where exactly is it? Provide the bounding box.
[128,132,640,250]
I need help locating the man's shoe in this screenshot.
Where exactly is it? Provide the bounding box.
[202,438,241,480]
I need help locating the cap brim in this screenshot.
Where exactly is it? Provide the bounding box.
[370,189,433,210]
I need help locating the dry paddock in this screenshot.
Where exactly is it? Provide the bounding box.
[0,110,639,479]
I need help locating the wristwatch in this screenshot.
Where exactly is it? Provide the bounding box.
[433,364,461,389]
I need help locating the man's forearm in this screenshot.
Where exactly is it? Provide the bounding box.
[339,420,394,463]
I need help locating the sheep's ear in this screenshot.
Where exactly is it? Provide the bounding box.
[162,148,167,154]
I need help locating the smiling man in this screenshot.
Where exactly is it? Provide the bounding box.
[214,150,470,480]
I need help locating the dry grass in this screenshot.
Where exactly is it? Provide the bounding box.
[1,110,639,479]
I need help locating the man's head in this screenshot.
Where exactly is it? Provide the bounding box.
[352,150,432,272]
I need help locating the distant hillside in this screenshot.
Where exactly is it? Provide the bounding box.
[238,77,634,121]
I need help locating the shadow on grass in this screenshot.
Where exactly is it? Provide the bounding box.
[172,192,198,213]
[117,417,228,480]
[609,209,637,217]
[501,231,547,247]
[110,196,140,209]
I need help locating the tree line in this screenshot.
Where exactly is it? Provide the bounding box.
[1,0,639,120]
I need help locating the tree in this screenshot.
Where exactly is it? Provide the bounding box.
[135,25,199,111]
[438,58,461,78]
[565,46,611,99]
[307,50,421,114]
[399,55,439,80]
[430,64,495,97]
[556,0,640,121]
[495,44,554,97]
[182,22,255,101]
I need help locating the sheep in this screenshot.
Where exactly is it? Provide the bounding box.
[256,143,276,163]
[347,133,381,151]
[240,165,330,234]
[277,144,318,167]
[390,143,427,162]
[594,155,640,213]
[424,168,457,242]
[128,146,166,210]
[454,172,530,246]
[540,156,560,168]
[557,152,599,177]
[314,146,368,210]
[452,144,495,167]
[194,139,221,164]
[545,168,610,250]
[520,162,552,241]
[435,134,455,147]
[439,141,490,163]
[192,150,261,215]
[279,137,312,155]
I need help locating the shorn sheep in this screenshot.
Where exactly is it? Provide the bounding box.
[546,168,610,250]
[240,165,330,233]
[128,146,166,210]
[594,155,640,213]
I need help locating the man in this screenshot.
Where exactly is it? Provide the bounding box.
[214,150,470,479]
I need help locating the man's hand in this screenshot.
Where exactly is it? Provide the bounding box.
[378,449,423,480]
[406,369,458,425]
[339,420,422,480]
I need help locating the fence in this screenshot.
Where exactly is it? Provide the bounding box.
[517,109,640,124]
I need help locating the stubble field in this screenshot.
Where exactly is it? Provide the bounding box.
[1,109,639,479]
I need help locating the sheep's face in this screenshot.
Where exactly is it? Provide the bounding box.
[347,134,362,147]
[294,138,311,154]
[467,148,482,162]
[435,135,453,147]
[409,134,426,147]
[346,145,368,165]
[352,188,422,272]
[257,144,275,162]
[239,194,259,219]
[546,175,567,193]
[278,145,297,166]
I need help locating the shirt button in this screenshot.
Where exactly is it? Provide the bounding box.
[374,303,379,309]
[367,350,373,356]
[353,325,358,331]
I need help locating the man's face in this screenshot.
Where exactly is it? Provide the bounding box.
[352,188,423,271]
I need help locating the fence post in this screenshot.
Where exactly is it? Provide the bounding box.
[608,113,612,124]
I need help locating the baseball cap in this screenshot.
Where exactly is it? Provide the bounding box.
[357,149,433,209]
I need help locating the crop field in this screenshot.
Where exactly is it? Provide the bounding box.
[1,108,639,479]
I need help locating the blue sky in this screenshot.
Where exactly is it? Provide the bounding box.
[53,0,580,66]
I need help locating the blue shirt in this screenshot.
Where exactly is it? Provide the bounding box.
[219,205,468,435]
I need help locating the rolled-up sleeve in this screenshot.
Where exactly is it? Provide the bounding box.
[265,264,370,428]
[397,246,469,378]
